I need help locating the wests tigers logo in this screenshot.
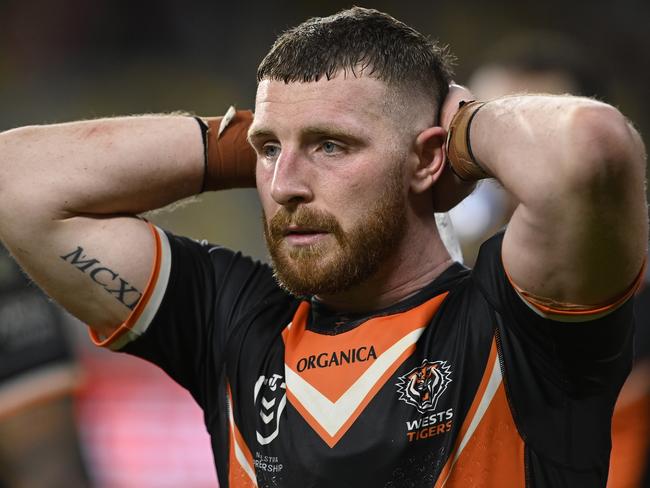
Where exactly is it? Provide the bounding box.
[396,359,452,413]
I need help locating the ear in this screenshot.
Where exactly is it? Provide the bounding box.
[409,126,447,194]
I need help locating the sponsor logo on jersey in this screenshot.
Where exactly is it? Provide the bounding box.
[254,373,287,446]
[396,359,452,414]
[295,345,377,372]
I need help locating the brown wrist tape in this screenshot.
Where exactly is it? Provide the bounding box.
[446,100,491,181]
[197,107,257,192]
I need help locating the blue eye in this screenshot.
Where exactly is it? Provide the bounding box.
[263,144,280,159]
[322,141,340,154]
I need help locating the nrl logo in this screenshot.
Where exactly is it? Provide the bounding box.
[396,359,452,413]
[254,373,287,445]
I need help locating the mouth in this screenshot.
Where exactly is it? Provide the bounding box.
[284,225,326,236]
[282,226,330,245]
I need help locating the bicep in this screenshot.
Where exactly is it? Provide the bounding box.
[7,215,154,338]
[502,113,647,307]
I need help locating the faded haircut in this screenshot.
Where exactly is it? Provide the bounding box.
[257,7,455,122]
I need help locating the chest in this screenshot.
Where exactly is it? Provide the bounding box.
[225,295,496,487]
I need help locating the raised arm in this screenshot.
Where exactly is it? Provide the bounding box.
[465,95,647,308]
[0,116,206,337]
[0,106,257,340]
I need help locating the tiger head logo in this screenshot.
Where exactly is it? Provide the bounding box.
[396,359,452,413]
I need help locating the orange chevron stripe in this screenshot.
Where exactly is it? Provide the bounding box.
[283,293,448,448]
[287,341,418,448]
[228,385,258,487]
[440,382,524,487]
[434,339,525,487]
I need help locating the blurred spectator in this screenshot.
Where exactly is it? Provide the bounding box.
[0,244,89,487]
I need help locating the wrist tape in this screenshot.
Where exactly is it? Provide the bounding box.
[194,106,256,192]
[446,100,491,181]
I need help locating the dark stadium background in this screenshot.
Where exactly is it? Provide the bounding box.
[0,1,648,486]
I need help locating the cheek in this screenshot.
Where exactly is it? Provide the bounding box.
[321,164,385,215]
[324,185,371,230]
[346,176,366,194]
[256,160,274,196]
[256,179,276,221]
[255,159,270,188]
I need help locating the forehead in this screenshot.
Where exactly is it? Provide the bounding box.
[253,76,393,135]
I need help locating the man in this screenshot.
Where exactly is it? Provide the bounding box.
[0,7,646,487]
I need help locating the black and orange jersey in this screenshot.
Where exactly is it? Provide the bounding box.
[99,226,635,488]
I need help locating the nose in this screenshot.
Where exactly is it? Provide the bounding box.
[270,149,313,206]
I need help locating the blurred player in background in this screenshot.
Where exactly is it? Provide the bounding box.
[0,244,89,488]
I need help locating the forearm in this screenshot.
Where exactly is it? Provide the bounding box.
[0,115,204,222]
[469,95,645,211]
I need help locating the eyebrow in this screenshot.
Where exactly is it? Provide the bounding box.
[248,125,365,145]
[301,126,358,141]
[247,127,274,145]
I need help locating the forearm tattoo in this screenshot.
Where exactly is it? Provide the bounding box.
[60,246,142,310]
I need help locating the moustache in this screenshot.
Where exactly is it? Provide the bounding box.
[268,207,345,242]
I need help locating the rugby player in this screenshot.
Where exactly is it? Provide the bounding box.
[0,7,646,487]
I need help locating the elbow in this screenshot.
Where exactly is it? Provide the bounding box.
[564,102,646,189]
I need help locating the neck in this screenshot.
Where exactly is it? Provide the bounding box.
[314,220,453,313]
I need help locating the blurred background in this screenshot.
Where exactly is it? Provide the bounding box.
[0,0,648,486]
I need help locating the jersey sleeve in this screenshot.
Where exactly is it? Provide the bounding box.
[90,224,282,406]
[472,231,637,379]
[471,231,636,471]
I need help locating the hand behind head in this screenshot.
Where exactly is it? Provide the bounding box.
[432,84,478,211]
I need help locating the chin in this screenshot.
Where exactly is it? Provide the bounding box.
[271,248,379,298]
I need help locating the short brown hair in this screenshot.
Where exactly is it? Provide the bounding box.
[257,7,454,117]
